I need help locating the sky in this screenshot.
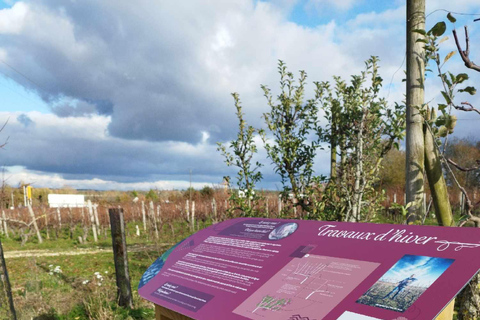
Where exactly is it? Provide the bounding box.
[379,254,454,288]
[0,0,479,191]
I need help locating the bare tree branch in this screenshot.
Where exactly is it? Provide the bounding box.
[452,102,480,115]
[447,158,480,172]
[453,26,480,72]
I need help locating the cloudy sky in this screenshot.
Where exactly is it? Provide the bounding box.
[0,0,479,191]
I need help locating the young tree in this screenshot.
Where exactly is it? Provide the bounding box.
[318,57,405,222]
[415,12,480,319]
[260,61,323,216]
[217,93,263,216]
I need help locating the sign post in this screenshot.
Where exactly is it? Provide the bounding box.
[140,218,480,320]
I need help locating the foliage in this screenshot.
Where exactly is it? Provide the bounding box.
[416,13,480,227]
[217,93,263,217]
[260,61,324,215]
[378,149,406,190]
[317,57,405,222]
[445,138,480,189]
[145,189,158,202]
[199,185,214,199]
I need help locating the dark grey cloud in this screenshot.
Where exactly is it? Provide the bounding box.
[16,113,34,127]
[50,100,97,118]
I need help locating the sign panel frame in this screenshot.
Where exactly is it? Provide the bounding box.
[139,218,480,320]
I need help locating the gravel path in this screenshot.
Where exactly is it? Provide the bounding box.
[4,243,175,259]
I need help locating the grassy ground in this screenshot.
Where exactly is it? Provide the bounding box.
[2,220,207,320]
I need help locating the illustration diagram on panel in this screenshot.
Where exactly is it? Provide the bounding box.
[234,253,380,320]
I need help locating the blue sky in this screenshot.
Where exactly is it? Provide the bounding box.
[380,255,454,288]
[0,0,479,190]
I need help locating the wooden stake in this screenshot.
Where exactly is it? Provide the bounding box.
[141,201,147,232]
[87,200,98,243]
[2,210,8,239]
[109,208,133,309]
[0,238,17,320]
[56,208,62,229]
[191,201,195,231]
[27,203,43,244]
[150,201,159,239]
[93,204,100,229]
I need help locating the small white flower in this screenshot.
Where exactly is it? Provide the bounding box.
[94,272,100,275]
[97,283,102,286]
[82,280,89,285]
[104,271,108,274]
[238,190,245,198]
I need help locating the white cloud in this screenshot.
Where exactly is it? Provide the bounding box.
[0,2,28,34]
[4,166,211,191]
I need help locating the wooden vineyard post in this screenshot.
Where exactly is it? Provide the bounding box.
[56,208,62,229]
[93,204,100,231]
[212,198,217,223]
[2,210,8,239]
[150,201,159,239]
[191,201,195,232]
[109,208,133,309]
[87,200,98,243]
[0,238,16,320]
[27,203,43,244]
[142,201,147,232]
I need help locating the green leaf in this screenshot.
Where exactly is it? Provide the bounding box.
[459,86,477,95]
[456,73,469,83]
[438,104,447,111]
[412,29,427,35]
[416,38,428,44]
[447,13,456,23]
[430,21,447,37]
[443,51,456,64]
[441,91,452,104]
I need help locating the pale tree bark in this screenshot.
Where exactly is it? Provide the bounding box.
[330,108,338,181]
[457,272,480,320]
[424,116,453,227]
[27,203,43,244]
[406,0,425,223]
[406,0,426,223]
[350,110,366,222]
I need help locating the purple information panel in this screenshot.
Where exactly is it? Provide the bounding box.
[139,218,480,320]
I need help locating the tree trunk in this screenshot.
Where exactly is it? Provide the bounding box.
[109,208,133,309]
[457,272,480,320]
[27,203,43,244]
[141,201,147,232]
[149,201,159,239]
[87,200,98,243]
[0,238,16,320]
[330,107,337,180]
[424,117,453,226]
[406,0,426,223]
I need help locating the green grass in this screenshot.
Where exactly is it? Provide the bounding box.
[1,219,209,320]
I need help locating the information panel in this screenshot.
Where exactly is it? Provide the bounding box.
[138,218,480,320]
